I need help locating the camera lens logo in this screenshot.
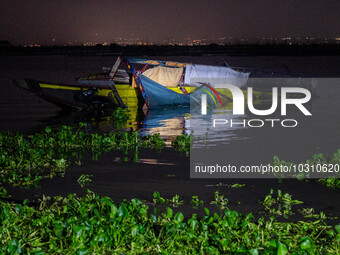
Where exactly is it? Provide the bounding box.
[201,84,312,116]
[200,83,223,115]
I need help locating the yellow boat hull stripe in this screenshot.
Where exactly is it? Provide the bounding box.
[40,84,81,90]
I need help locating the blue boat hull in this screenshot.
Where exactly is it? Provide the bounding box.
[140,75,190,108]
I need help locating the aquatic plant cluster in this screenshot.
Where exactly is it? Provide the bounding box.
[171,133,192,156]
[0,189,339,254]
[261,189,303,218]
[272,151,340,171]
[0,122,339,254]
[318,177,340,189]
[111,107,131,128]
[0,123,174,186]
[271,152,340,187]
[0,121,339,188]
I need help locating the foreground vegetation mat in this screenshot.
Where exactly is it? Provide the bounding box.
[1,189,339,254]
[1,118,339,254]
[0,123,178,187]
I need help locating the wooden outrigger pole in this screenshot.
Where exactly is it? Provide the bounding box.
[108,57,126,108]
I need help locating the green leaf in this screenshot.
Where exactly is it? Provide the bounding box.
[335,224,340,234]
[300,236,313,250]
[190,219,198,230]
[131,226,138,237]
[117,205,128,217]
[268,239,277,248]
[31,248,46,255]
[166,207,173,218]
[94,233,106,242]
[74,225,83,238]
[249,248,259,255]
[76,249,90,255]
[94,208,100,217]
[174,212,184,222]
[336,234,340,242]
[110,204,117,218]
[326,230,335,237]
[220,238,230,248]
[277,242,288,255]
[7,239,19,253]
[150,214,157,223]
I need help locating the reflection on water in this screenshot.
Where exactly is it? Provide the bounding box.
[16,87,336,167]
[2,79,339,164]
[188,109,249,148]
[139,106,189,137]
[1,55,340,164]
[78,103,248,148]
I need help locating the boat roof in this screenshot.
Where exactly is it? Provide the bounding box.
[125,57,188,68]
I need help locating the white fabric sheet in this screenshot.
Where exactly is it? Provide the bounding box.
[184,64,250,88]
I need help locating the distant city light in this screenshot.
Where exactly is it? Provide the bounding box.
[5,36,340,47]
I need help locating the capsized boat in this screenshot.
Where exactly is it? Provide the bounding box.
[79,57,317,110]
[14,56,315,113]
[121,57,251,109]
[13,77,143,111]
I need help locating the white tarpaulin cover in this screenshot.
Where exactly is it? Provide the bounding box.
[184,64,250,88]
[143,66,183,87]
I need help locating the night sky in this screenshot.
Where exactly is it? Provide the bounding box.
[0,0,339,45]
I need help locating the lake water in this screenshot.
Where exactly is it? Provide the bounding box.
[1,55,339,162]
[1,55,340,221]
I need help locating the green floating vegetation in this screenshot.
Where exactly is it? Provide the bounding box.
[77,174,93,188]
[230,183,246,188]
[272,150,340,172]
[299,208,329,220]
[261,189,303,218]
[111,107,130,128]
[0,187,8,198]
[210,190,229,209]
[152,192,184,207]
[1,122,339,189]
[140,133,165,151]
[271,150,340,188]
[318,177,340,189]
[0,189,339,254]
[0,124,165,187]
[190,195,204,208]
[171,133,193,156]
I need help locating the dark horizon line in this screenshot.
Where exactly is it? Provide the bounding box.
[2,41,340,48]
[2,43,340,58]
[1,35,340,47]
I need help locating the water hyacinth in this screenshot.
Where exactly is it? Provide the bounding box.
[0,189,339,254]
[0,124,165,186]
[1,123,339,187]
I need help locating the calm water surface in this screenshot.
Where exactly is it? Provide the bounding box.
[2,55,340,220]
[0,55,340,163]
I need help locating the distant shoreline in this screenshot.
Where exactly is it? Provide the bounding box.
[1,44,340,57]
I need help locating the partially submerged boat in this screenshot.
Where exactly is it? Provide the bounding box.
[14,57,314,112]
[120,57,250,109]
[14,77,142,111]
